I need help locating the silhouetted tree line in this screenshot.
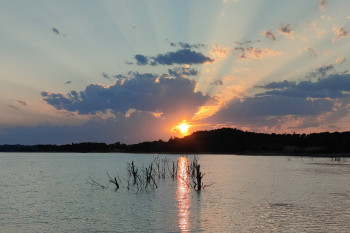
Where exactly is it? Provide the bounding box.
[127,128,350,155]
[1,128,350,155]
[0,142,127,153]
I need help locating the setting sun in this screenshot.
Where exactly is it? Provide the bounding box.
[171,121,192,136]
[179,123,189,134]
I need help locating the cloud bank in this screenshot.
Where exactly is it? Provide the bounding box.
[209,73,350,132]
[42,73,213,116]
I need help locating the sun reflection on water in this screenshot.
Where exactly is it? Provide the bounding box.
[177,156,191,232]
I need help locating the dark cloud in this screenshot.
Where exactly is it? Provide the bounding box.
[169,42,206,49]
[65,81,72,85]
[52,27,60,35]
[168,67,198,78]
[258,74,350,99]
[256,80,296,90]
[307,64,335,79]
[153,49,213,65]
[210,73,350,130]
[52,27,65,36]
[42,73,214,116]
[263,30,276,41]
[134,49,214,66]
[134,54,148,65]
[213,96,332,120]
[279,24,293,34]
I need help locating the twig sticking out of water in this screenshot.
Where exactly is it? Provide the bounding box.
[189,156,205,191]
[107,171,120,190]
[87,176,107,189]
[168,161,178,180]
[128,161,139,185]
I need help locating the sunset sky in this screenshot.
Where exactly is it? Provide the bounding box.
[1,0,350,144]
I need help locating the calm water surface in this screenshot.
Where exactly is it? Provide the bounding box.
[0,153,350,232]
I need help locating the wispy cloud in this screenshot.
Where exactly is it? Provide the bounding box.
[16,100,27,106]
[332,25,349,42]
[168,67,198,78]
[336,56,346,64]
[318,0,328,11]
[102,72,111,80]
[311,21,326,39]
[263,30,276,41]
[305,47,318,57]
[8,105,18,110]
[52,27,65,36]
[234,46,283,60]
[211,80,224,86]
[278,24,294,39]
[169,42,206,50]
[210,45,230,61]
[306,58,343,79]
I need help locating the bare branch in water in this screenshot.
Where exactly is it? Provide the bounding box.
[86,176,107,189]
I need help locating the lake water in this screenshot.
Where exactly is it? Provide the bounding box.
[0,153,350,232]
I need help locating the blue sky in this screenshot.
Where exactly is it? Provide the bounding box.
[1,0,350,144]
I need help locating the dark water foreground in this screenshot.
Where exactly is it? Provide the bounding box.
[0,153,349,232]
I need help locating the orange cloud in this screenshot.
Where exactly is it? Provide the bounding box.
[332,26,350,42]
[210,45,230,61]
[336,56,346,64]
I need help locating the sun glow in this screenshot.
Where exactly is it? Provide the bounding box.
[171,121,192,136]
[179,123,189,134]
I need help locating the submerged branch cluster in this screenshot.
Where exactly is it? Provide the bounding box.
[87,156,209,192]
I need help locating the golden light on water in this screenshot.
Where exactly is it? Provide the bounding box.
[176,156,191,232]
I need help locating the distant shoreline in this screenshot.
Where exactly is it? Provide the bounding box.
[1,128,350,156]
